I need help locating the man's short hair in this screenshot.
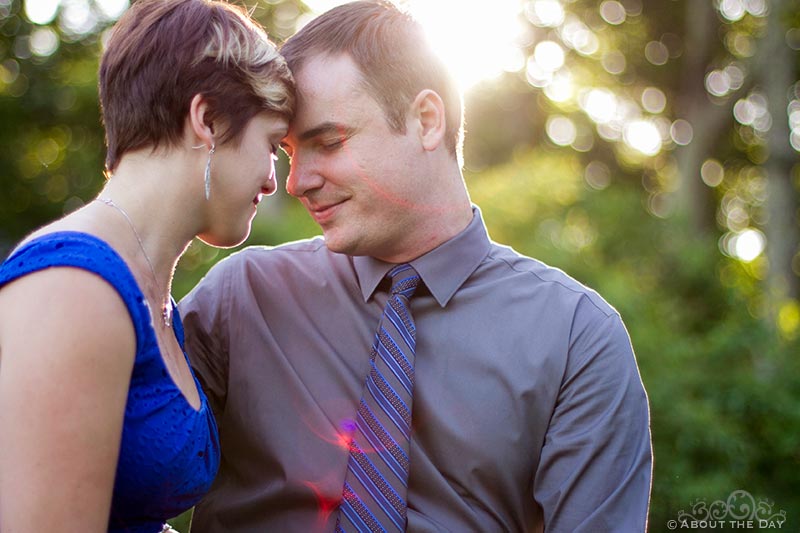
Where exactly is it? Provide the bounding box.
[281,0,463,160]
[99,0,295,173]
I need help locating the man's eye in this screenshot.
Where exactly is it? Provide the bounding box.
[321,138,345,151]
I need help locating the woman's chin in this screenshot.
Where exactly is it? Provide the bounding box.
[197,228,251,249]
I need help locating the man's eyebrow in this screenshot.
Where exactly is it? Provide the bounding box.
[297,122,356,142]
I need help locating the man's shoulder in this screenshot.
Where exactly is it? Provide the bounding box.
[203,236,358,285]
[484,241,618,318]
[242,236,328,256]
[221,236,340,267]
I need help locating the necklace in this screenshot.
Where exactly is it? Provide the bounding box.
[96,197,173,328]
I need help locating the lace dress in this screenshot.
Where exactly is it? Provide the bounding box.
[0,231,220,533]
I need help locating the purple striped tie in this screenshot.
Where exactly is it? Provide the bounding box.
[335,264,421,533]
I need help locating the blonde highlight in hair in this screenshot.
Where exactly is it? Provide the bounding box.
[99,0,295,172]
[200,10,294,117]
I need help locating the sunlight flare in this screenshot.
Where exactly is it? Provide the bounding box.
[406,0,526,89]
[24,0,60,25]
[623,120,662,156]
[302,0,526,91]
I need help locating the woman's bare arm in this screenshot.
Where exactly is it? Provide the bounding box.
[0,267,136,532]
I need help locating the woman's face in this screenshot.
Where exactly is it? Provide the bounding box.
[198,111,289,248]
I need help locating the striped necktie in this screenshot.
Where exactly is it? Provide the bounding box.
[335,264,422,532]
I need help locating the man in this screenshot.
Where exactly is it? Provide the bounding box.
[180,1,652,531]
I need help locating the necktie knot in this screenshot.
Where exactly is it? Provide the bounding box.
[388,264,421,298]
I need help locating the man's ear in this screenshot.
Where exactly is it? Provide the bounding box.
[188,93,215,148]
[411,89,446,152]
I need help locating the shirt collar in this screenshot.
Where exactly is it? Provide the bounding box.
[353,205,492,307]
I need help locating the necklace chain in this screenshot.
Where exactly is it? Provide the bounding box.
[96,198,173,328]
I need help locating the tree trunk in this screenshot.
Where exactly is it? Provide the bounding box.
[763,0,800,310]
[674,0,719,234]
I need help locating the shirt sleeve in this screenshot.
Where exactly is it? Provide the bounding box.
[533,296,652,533]
[179,261,232,426]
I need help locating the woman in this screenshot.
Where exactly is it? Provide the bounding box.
[0,1,293,531]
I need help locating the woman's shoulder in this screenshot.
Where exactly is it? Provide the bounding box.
[1,228,141,325]
[4,230,129,285]
[1,229,151,342]
[2,230,135,298]
[8,205,102,253]
[11,229,110,252]
[0,246,138,388]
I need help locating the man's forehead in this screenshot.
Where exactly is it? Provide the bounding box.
[294,53,368,98]
[288,55,375,137]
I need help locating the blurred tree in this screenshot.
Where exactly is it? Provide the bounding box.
[2,0,800,531]
[477,0,800,329]
[763,0,800,310]
[0,0,108,257]
[673,0,734,234]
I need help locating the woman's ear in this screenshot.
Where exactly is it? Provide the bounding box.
[188,94,215,148]
[411,89,446,152]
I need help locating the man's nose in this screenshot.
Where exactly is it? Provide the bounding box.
[285,151,325,198]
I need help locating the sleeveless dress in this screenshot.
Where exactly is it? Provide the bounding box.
[0,231,220,533]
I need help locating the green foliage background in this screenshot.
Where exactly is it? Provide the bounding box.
[1,0,799,531]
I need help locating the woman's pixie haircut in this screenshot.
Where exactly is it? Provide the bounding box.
[99,0,295,173]
[280,0,463,161]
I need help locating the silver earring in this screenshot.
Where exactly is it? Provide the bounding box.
[204,143,215,200]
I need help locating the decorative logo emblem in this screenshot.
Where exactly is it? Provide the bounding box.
[667,489,787,530]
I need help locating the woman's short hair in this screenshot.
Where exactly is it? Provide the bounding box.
[99,0,295,173]
[280,0,463,161]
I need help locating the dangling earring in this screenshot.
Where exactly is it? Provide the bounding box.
[204,142,215,200]
[264,153,278,195]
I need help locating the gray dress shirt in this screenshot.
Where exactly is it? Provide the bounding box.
[180,207,652,533]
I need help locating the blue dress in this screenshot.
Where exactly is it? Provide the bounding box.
[0,232,220,533]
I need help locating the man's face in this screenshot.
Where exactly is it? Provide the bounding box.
[281,54,427,261]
